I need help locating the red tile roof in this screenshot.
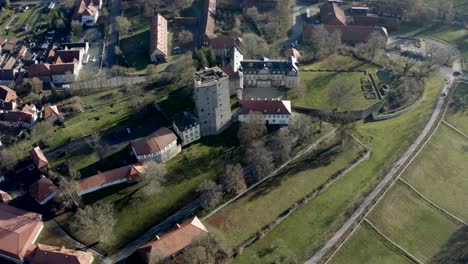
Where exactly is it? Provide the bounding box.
[239,99,292,115]
[0,204,43,261]
[209,37,240,49]
[150,14,168,57]
[303,24,388,44]
[320,3,346,25]
[0,85,17,103]
[139,216,208,262]
[131,128,177,156]
[29,176,57,204]
[55,50,81,63]
[26,244,94,264]
[0,190,11,203]
[28,63,51,77]
[3,57,16,69]
[44,105,60,119]
[2,110,34,124]
[78,164,144,194]
[31,147,49,170]
[50,63,75,75]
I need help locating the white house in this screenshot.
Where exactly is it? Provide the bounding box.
[238,99,292,125]
[130,127,181,163]
[74,0,102,26]
[172,112,201,146]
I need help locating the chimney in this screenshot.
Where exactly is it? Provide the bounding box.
[176,223,181,228]
[156,235,160,240]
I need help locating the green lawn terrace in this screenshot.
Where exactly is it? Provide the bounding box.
[446,82,468,135]
[292,55,382,111]
[1,5,43,38]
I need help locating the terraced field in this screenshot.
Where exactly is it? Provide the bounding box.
[446,82,468,135]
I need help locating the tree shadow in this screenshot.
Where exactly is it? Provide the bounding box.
[429,225,468,264]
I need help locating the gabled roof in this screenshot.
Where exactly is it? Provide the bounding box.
[239,99,292,115]
[303,24,388,43]
[78,164,144,194]
[139,216,208,262]
[29,176,57,204]
[208,37,241,50]
[0,190,11,203]
[28,63,51,77]
[1,110,34,124]
[55,49,81,63]
[131,128,177,156]
[44,105,60,119]
[0,204,43,261]
[31,147,48,170]
[320,3,346,25]
[283,48,301,59]
[22,104,37,115]
[150,14,168,56]
[83,5,97,16]
[50,63,75,75]
[3,57,17,69]
[26,244,94,264]
[0,85,17,102]
[240,58,298,73]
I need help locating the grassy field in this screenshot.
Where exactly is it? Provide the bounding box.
[402,125,468,220]
[331,223,413,264]
[207,137,365,248]
[446,82,468,135]
[36,221,78,249]
[57,126,240,252]
[368,182,462,263]
[292,55,380,111]
[233,73,444,263]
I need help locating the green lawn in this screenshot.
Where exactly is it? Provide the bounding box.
[233,73,444,263]
[446,82,468,135]
[36,221,78,249]
[207,136,365,248]
[402,125,468,220]
[331,223,413,264]
[368,182,462,263]
[292,55,380,111]
[119,30,151,70]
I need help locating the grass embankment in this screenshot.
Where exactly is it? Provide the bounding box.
[331,223,413,264]
[402,125,468,220]
[293,55,380,111]
[207,136,365,248]
[233,73,444,263]
[368,182,462,263]
[446,82,468,135]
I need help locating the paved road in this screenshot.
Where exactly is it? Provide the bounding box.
[305,40,463,264]
[105,0,121,67]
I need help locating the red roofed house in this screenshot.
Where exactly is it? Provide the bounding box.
[29,175,58,205]
[22,104,39,123]
[150,14,168,63]
[74,0,102,26]
[320,3,346,25]
[0,204,43,263]
[130,127,181,163]
[26,244,94,264]
[43,105,61,122]
[0,85,17,109]
[28,63,52,83]
[352,14,399,31]
[78,164,145,195]
[0,110,37,128]
[31,147,49,171]
[239,99,292,125]
[138,216,208,263]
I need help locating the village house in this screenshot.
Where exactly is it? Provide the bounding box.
[29,175,58,205]
[303,24,389,45]
[74,0,102,26]
[2,38,18,54]
[0,204,44,263]
[22,104,39,122]
[172,111,201,146]
[150,14,168,63]
[352,14,399,31]
[0,190,11,203]
[238,99,292,125]
[283,47,301,60]
[320,3,347,25]
[239,57,299,90]
[130,127,181,163]
[193,67,232,136]
[0,109,37,128]
[26,244,94,264]
[0,85,17,110]
[43,105,61,122]
[138,216,208,263]
[78,164,144,195]
[31,146,49,171]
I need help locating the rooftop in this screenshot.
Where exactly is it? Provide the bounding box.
[26,244,94,264]
[29,176,57,204]
[172,112,199,131]
[193,67,228,86]
[31,147,48,170]
[130,127,178,156]
[79,164,144,194]
[239,99,292,116]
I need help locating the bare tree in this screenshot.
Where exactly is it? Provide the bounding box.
[176,30,194,46]
[329,76,351,110]
[221,164,246,195]
[87,132,105,162]
[72,202,116,242]
[245,140,274,181]
[55,175,81,209]
[177,234,230,264]
[63,0,75,11]
[0,149,16,173]
[197,180,223,210]
[290,114,321,146]
[31,121,54,146]
[330,113,356,144]
[270,128,296,163]
[241,33,270,59]
[237,112,266,146]
[116,16,130,36]
[306,25,342,60]
[71,21,82,38]
[139,161,166,196]
[361,31,387,60]
[146,64,158,81]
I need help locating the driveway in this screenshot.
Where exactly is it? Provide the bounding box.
[105,0,121,67]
